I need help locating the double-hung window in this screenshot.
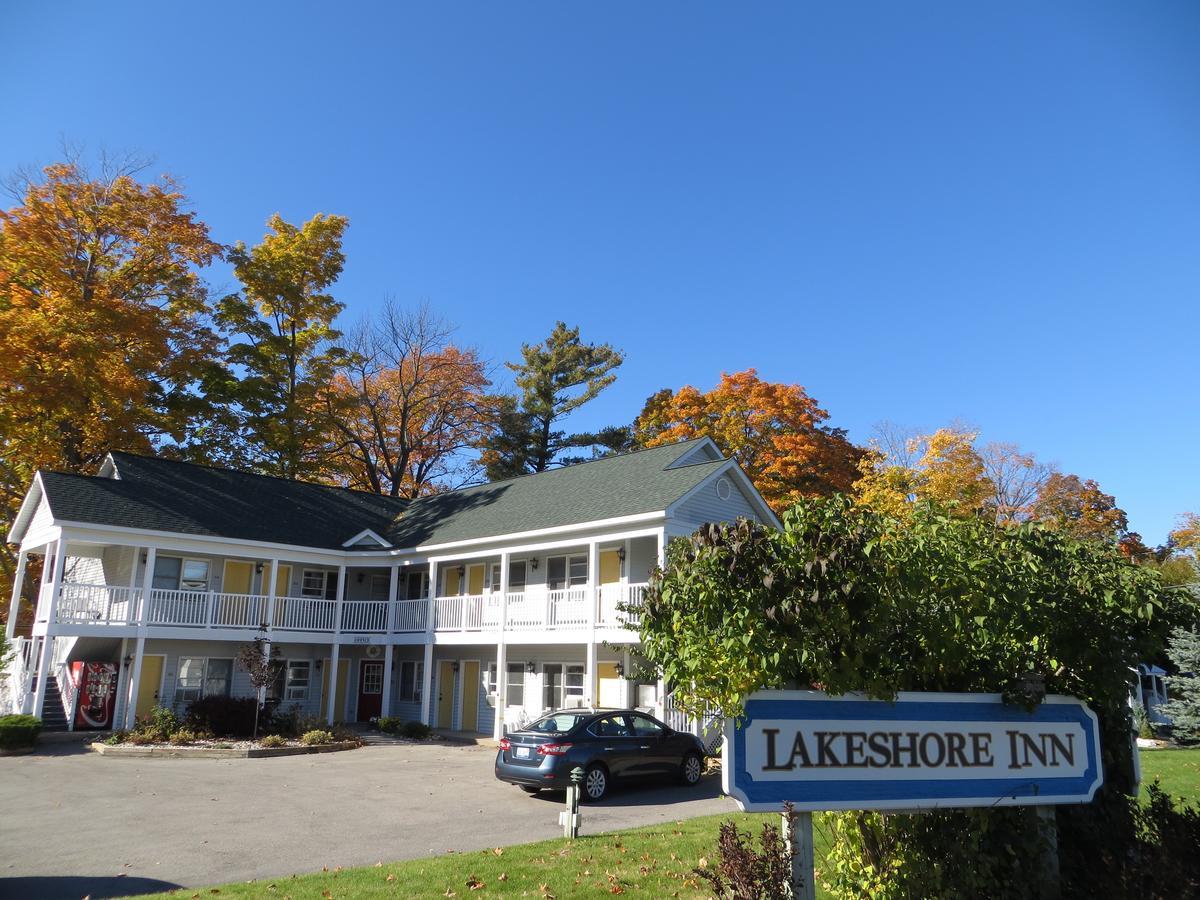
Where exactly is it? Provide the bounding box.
[508,561,527,592]
[284,661,311,700]
[180,560,210,591]
[404,572,429,600]
[175,657,233,703]
[369,574,390,602]
[301,569,337,600]
[398,660,424,702]
[505,662,525,707]
[546,555,587,591]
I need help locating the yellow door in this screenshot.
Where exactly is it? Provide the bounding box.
[598,662,623,708]
[437,660,455,728]
[600,550,622,585]
[224,560,254,594]
[467,565,485,596]
[444,568,461,597]
[320,658,350,721]
[274,565,292,597]
[461,661,480,732]
[135,656,165,718]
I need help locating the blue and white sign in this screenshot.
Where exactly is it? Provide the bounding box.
[724,690,1103,813]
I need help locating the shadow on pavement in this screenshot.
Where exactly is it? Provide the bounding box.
[0,875,182,899]
[520,773,724,808]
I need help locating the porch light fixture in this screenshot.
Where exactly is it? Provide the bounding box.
[255,562,264,575]
[529,558,539,571]
[525,661,536,674]
[140,552,147,564]
[457,565,465,577]
[451,661,460,673]
[357,572,365,584]
[123,655,133,668]
[616,546,626,562]
[614,662,624,678]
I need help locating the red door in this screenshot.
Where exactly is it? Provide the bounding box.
[356,660,384,721]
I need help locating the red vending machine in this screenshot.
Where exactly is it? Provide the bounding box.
[70,662,119,730]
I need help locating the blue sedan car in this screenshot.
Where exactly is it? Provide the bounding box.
[495,709,707,801]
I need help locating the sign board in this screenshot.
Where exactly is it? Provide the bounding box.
[724,690,1103,813]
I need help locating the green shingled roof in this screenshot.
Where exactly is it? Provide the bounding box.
[27,440,725,551]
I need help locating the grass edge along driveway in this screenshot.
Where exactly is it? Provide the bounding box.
[134,748,1198,900]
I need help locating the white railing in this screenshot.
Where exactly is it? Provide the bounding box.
[209,592,268,629]
[340,600,389,633]
[597,582,646,628]
[4,637,32,714]
[273,597,336,632]
[393,598,428,632]
[56,583,140,625]
[664,691,724,753]
[44,582,649,636]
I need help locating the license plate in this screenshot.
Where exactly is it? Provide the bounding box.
[514,746,531,759]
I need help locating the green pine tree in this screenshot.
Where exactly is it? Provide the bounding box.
[481,322,623,479]
[1163,623,1200,743]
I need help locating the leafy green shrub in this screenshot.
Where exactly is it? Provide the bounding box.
[330,726,363,746]
[103,730,128,745]
[1163,626,1200,743]
[398,720,432,740]
[185,696,259,737]
[301,729,334,746]
[0,714,42,750]
[259,734,287,748]
[376,716,403,734]
[642,498,1196,899]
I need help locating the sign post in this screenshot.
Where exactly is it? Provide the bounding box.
[723,690,1103,895]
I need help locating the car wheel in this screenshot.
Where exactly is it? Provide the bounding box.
[681,752,703,786]
[582,764,608,802]
[519,785,541,795]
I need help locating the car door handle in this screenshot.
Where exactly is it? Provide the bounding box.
[639,745,651,749]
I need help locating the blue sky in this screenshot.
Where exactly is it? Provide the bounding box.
[3,2,1197,542]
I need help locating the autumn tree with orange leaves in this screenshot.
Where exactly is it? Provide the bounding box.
[320,302,491,497]
[633,369,862,512]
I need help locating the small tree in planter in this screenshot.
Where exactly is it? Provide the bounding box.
[236,628,282,740]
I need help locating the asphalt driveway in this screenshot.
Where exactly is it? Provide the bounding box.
[0,741,736,899]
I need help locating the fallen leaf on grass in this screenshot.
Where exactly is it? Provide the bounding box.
[493,847,504,856]
[498,873,508,882]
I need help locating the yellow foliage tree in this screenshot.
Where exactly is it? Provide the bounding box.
[854,427,994,518]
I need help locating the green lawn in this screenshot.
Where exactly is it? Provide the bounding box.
[135,749,1199,900]
[1139,746,1200,802]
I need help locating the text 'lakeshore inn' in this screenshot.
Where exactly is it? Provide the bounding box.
[4,438,776,739]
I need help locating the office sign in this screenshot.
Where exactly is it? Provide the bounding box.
[724,690,1103,812]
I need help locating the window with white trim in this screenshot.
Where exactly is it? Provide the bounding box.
[284,661,311,700]
[152,556,182,590]
[369,573,390,602]
[175,657,233,703]
[505,663,525,707]
[302,569,337,600]
[404,572,429,600]
[180,559,210,591]
[546,555,587,590]
[486,662,498,694]
[508,561,527,592]
[398,660,424,702]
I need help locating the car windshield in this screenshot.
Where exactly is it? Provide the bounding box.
[525,713,588,734]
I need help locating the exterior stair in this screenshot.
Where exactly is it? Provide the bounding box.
[30,674,70,731]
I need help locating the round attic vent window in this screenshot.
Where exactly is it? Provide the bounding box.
[716,477,732,501]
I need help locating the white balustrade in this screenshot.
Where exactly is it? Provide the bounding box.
[209,593,267,629]
[56,583,139,625]
[392,598,428,632]
[273,597,337,632]
[340,600,389,633]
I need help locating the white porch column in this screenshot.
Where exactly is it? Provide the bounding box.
[492,552,510,740]
[259,559,280,707]
[123,637,146,728]
[428,560,439,634]
[622,648,633,708]
[114,637,130,727]
[5,548,27,640]
[326,565,346,725]
[124,547,156,728]
[381,564,398,718]
[586,541,599,705]
[419,641,434,725]
[656,528,666,568]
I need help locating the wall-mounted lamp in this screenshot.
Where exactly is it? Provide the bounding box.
[255,562,264,575]
[140,552,147,565]
[315,659,323,671]
[529,558,539,571]
[614,661,624,678]
[616,546,626,562]
[525,661,536,675]
[357,571,365,584]
[451,660,460,673]
[457,565,466,578]
[123,655,133,668]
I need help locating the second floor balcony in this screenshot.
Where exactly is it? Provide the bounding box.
[43,581,648,638]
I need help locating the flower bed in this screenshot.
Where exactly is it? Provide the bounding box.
[91,736,359,759]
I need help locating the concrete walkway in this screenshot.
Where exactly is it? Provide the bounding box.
[0,740,737,899]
